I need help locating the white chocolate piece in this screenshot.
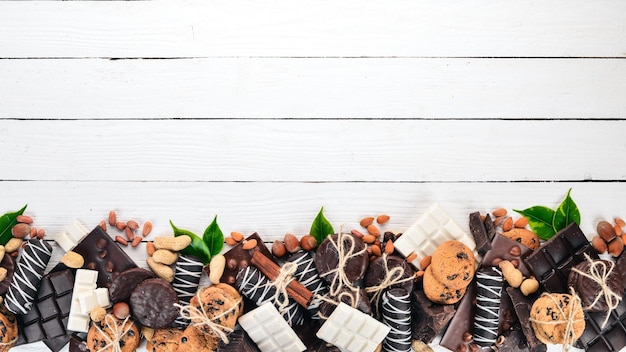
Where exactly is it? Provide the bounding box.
[316,302,390,352]
[394,203,478,262]
[67,269,98,332]
[78,287,110,315]
[238,302,306,352]
[54,220,88,252]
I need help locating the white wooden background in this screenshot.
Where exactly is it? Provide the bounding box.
[1,1,626,351]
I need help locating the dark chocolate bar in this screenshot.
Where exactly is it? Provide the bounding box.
[469,211,492,256]
[473,267,503,347]
[215,232,275,286]
[286,250,329,321]
[381,288,411,352]
[440,280,477,352]
[482,234,532,277]
[576,295,626,352]
[411,286,456,343]
[523,222,599,293]
[217,330,260,352]
[171,254,203,328]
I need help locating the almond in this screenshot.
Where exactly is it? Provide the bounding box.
[597,221,617,242]
[366,224,381,236]
[283,233,300,253]
[360,217,375,228]
[362,234,377,244]
[492,208,507,217]
[11,223,30,239]
[300,235,317,251]
[272,240,287,258]
[415,270,424,279]
[125,227,135,241]
[608,237,624,257]
[376,215,390,224]
[108,210,117,227]
[131,236,142,247]
[242,239,258,250]
[384,240,395,255]
[406,253,417,263]
[350,229,365,239]
[142,221,153,237]
[16,215,33,224]
[230,231,244,242]
[29,227,37,238]
[615,217,626,228]
[115,236,128,246]
[99,220,107,232]
[514,217,529,228]
[615,224,623,237]
[115,221,127,231]
[494,216,504,227]
[127,220,139,230]
[225,237,237,246]
[146,241,156,256]
[370,245,381,257]
[36,228,45,239]
[420,255,432,270]
[502,217,513,232]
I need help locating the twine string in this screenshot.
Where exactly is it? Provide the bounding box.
[266,262,297,311]
[318,229,367,297]
[95,315,133,352]
[315,289,363,320]
[528,289,584,352]
[365,253,415,313]
[174,291,242,344]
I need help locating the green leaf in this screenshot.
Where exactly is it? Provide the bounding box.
[310,207,334,245]
[553,188,581,232]
[0,204,27,245]
[170,220,211,264]
[203,215,224,257]
[514,206,556,240]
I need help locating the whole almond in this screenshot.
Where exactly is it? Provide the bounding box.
[61,251,85,268]
[366,224,381,236]
[36,228,45,239]
[371,245,382,257]
[300,235,317,251]
[209,254,226,284]
[16,215,33,224]
[406,253,418,263]
[153,249,178,265]
[142,221,153,237]
[420,255,432,270]
[11,223,31,239]
[502,217,513,232]
[225,237,237,246]
[231,232,244,242]
[415,270,425,279]
[108,210,117,226]
[242,239,258,250]
[115,221,127,231]
[131,236,142,247]
[514,217,529,228]
[384,240,395,255]
[597,221,617,242]
[284,233,300,253]
[272,240,287,258]
[360,217,375,228]
[99,220,107,232]
[125,227,135,241]
[608,237,624,257]
[362,234,377,244]
[492,208,507,217]
[115,236,128,246]
[615,217,626,228]
[127,220,139,230]
[146,241,156,256]
[5,238,22,253]
[376,215,390,225]
[350,229,365,239]
[615,224,623,237]
[30,227,37,238]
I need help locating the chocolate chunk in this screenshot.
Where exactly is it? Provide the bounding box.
[5,238,53,315]
[576,296,626,352]
[214,233,275,286]
[469,211,492,256]
[411,286,456,343]
[473,267,503,347]
[73,226,137,288]
[484,213,497,242]
[440,279,477,351]
[315,233,368,286]
[381,288,411,352]
[318,286,372,319]
[496,329,531,352]
[523,222,599,293]
[506,287,547,352]
[217,330,260,352]
[568,259,624,312]
[129,278,179,329]
[172,254,203,328]
[109,268,155,303]
[286,250,329,321]
[0,254,14,297]
[69,333,88,352]
[616,251,626,291]
[482,234,532,277]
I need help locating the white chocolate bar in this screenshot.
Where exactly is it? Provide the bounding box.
[78,287,110,314]
[67,269,99,332]
[394,203,477,266]
[316,302,390,352]
[238,302,306,352]
[54,220,88,252]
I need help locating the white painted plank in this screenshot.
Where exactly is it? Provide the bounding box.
[0,119,623,182]
[1,58,625,119]
[0,1,625,58]
[0,181,623,244]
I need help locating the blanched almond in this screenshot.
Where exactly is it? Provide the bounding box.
[360,217,375,228]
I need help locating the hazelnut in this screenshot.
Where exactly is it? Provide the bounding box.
[283,233,300,253]
[113,302,130,320]
[272,240,287,258]
[300,235,317,251]
[608,236,624,257]
[597,221,617,242]
[591,236,608,254]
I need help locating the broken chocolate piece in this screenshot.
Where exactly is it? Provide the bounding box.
[506,287,547,352]
[217,330,260,352]
[215,233,275,286]
[469,211,492,256]
[411,286,456,343]
[484,214,497,242]
[482,234,532,277]
[440,280,477,352]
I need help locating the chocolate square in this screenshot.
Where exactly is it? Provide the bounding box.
[23,323,46,342]
[37,296,59,321]
[523,223,599,293]
[576,297,626,352]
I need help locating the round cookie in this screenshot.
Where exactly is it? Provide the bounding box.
[147,328,183,352]
[568,260,624,312]
[429,240,476,290]
[86,314,140,352]
[178,325,218,352]
[530,293,585,345]
[130,278,179,329]
[502,228,540,250]
[188,284,243,328]
[109,268,155,303]
[423,266,467,305]
[0,305,17,352]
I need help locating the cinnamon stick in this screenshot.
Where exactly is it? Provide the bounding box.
[251,250,313,308]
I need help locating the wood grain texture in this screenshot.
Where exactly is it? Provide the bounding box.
[0,1,625,58]
[1,58,625,119]
[0,119,624,182]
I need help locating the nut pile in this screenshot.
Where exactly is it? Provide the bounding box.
[104,210,152,248]
[592,219,625,257]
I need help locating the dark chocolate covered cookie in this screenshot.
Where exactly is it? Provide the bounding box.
[129,278,179,329]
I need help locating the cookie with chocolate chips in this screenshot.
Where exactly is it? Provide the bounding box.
[146,328,183,352]
[423,266,467,305]
[0,305,17,352]
[530,293,585,345]
[86,314,140,352]
[429,240,475,290]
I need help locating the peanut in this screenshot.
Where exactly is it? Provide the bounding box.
[90,307,107,323]
[142,221,153,237]
[153,249,178,265]
[0,268,7,282]
[108,210,117,226]
[0,246,5,262]
[360,217,375,228]
[520,277,540,296]
[11,223,30,239]
[492,208,507,217]
[242,239,258,250]
[5,238,22,253]
[499,260,523,288]
[209,254,226,284]
[230,231,244,242]
[376,214,390,225]
[146,241,156,256]
[154,236,191,251]
[147,257,174,282]
[272,240,287,258]
[283,233,300,253]
[61,251,85,269]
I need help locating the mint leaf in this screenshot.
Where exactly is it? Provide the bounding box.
[553,188,581,232]
[0,204,27,245]
[203,215,224,257]
[170,220,211,264]
[514,206,556,240]
[310,207,334,245]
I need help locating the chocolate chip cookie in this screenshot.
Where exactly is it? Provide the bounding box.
[429,240,475,290]
[86,314,140,352]
[530,293,585,345]
[423,266,467,305]
[147,328,183,352]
